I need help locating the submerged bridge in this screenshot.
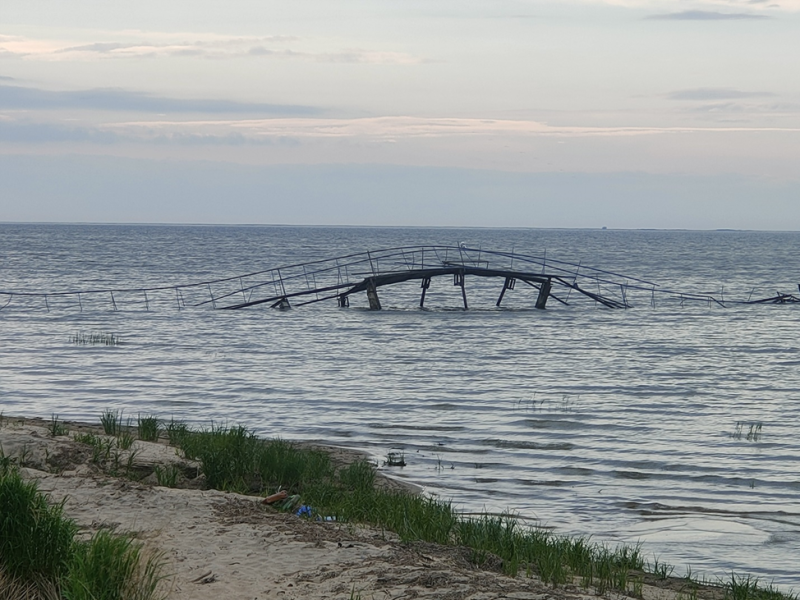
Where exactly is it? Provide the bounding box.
[1,245,797,313]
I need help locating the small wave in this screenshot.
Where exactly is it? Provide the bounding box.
[482,438,574,451]
[615,470,651,480]
[368,423,466,432]
[518,479,568,487]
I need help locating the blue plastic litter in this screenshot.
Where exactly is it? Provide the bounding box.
[296,505,313,518]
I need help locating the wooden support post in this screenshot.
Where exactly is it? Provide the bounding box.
[496,277,515,307]
[366,279,382,310]
[338,294,349,308]
[535,278,551,310]
[419,277,431,308]
[454,271,468,310]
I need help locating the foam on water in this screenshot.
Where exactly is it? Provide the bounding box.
[2,224,799,586]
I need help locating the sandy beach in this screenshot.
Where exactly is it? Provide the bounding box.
[1,416,720,600]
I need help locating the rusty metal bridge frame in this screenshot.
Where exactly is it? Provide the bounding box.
[1,245,797,313]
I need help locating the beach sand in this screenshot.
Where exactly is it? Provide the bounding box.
[1,417,702,600]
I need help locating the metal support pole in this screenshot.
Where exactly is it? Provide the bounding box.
[272,297,291,310]
[338,294,349,308]
[454,270,468,310]
[496,277,515,307]
[366,279,382,310]
[206,284,214,310]
[535,278,552,310]
[419,277,431,308]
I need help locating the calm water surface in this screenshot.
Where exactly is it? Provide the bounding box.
[1,224,799,586]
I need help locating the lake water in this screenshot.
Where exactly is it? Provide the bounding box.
[1,223,799,587]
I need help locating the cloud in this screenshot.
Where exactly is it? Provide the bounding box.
[647,10,771,19]
[0,120,120,143]
[667,87,775,100]
[98,116,800,145]
[0,84,320,115]
[586,0,798,9]
[0,33,426,64]
[4,114,799,146]
[685,102,800,115]
[53,36,298,59]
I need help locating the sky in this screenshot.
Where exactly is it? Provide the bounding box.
[1,0,799,228]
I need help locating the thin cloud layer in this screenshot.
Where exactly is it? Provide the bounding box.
[92,116,800,144]
[0,84,320,115]
[0,32,426,64]
[667,88,775,100]
[589,0,797,9]
[3,114,799,146]
[647,10,771,19]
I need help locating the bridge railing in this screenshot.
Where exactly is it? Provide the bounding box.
[2,244,794,312]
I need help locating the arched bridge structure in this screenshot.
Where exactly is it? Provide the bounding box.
[1,245,797,313]
[222,245,632,311]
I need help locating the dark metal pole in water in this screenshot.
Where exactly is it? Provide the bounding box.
[271,297,291,309]
[366,279,382,310]
[496,277,515,307]
[419,277,431,308]
[535,278,552,310]
[454,270,468,310]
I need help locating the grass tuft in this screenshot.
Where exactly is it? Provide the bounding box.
[0,469,76,583]
[62,530,165,600]
[71,332,119,346]
[153,465,179,488]
[732,422,763,442]
[165,419,189,447]
[0,466,165,600]
[137,416,160,443]
[48,415,69,438]
[100,410,122,436]
[117,429,135,451]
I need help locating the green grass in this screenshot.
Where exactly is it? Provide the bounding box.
[49,415,69,437]
[178,424,331,494]
[66,412,800,600]
[0,468,76,582]
[100,410,122,436]
[71,332,119,346]
[74,432,140,479]
[732,422,763,442]
[725,574,791,600]
[153,465,179,488]
[165,419,189,447]
[62,530,165,600]
[137,416,160,443]
[166,423,641,586]
[117,430,135,451]
[160,420,798,599]
[0,466,165,600]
